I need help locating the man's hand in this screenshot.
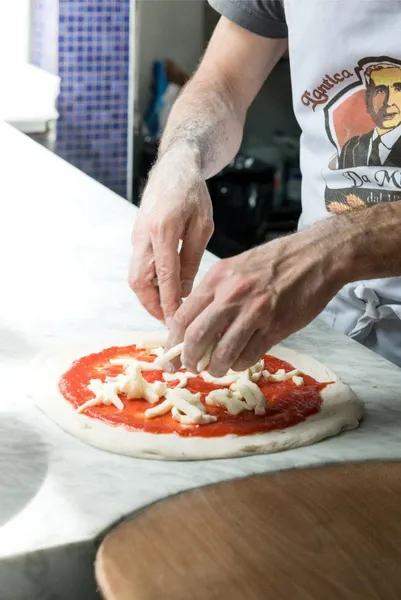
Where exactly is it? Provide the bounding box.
[166,221,348,376]
[129,147,214,325]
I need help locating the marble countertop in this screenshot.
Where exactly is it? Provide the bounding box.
[2,123,401,600]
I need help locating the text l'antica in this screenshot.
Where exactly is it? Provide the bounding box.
[302,70,353,111]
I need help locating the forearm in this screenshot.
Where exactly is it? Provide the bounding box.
[318,202,401,284]
[158,72,244,180]
[156,17,287,180]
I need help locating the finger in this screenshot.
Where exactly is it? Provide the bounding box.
[128,240,164,322]
[181,301,236,373]
[151,222,182,326]
[207,316,258,378]
[231,329,273,372]
[180,215,214,297]
[165,281,215,371]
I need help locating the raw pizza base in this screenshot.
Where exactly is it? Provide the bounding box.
[29,331,364,461]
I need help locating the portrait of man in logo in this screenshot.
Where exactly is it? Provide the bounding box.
[339,62,401,169]
[324,58,401,215]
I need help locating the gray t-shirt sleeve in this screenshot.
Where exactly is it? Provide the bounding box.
[208,0,287,38]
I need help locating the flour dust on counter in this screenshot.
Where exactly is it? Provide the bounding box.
[29,331,364,460]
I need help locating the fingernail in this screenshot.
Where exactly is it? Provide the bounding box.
[166,362,175,373]
[165,317,172,329]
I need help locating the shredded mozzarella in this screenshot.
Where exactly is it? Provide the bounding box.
[79,344,301,424]
[201,359,264,385]
[264,368,301,383]
[230,378,267,415]
[110,357,160,372]
[167,388,217,425]
[248,359,265,382]
[77,379,124,413]
[201,371,241,386]
[155,341,215,374]
[78,364,166,414]
[144,398,173,419]
[113,364,165,404]
[171,406,217,425]
[196,344,214,373]
[147,346,164,358]
[205,388,250,415]
[154,343,184,368]
[162,371,196,388]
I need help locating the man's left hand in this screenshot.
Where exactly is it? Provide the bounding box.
[166,222,349,377]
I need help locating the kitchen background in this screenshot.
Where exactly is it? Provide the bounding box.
[4,0,301,258]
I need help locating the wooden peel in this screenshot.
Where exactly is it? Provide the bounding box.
[95,461,401,600]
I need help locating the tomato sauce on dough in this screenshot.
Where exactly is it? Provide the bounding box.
[59,345,328,438]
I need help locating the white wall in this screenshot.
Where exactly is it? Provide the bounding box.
[0,0,31,65]
[136,0,204,116]
[31,0,59,75]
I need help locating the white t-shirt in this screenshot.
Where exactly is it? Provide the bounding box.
[209,0,401,365]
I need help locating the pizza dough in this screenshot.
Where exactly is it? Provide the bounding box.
[29,331,364,460]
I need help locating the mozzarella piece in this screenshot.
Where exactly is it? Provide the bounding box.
[110,357,160,372]
[269,369,286,381]
[205,388,251,416]
[147,346,164,358]
[292,375,304,386]
[79,360,167,414]
[76,397,102,413]
[201,371,241,386]
[171,406,217,425]
[154,341,215,374]
[171,406,193,425]
[144,398,173,419]
[167,388,217,425]
[154,343,184,368]
[248,359,265,382]
[230,378,266,415]
[117,364,166,404]
[162,371,196,388]
[201,359,264,385]
[78,378,124,413]
[196,344,214,373]
[144,387,216,424]
[266,368,301,383]
[168,389,203,420]
[151,380,167,398]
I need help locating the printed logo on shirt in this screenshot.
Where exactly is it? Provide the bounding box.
[322,56,401,215]
[301,70,353,112]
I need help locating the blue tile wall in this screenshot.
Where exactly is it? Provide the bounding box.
[32,0,130,198]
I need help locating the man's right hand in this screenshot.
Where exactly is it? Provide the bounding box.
[128,146,214,325]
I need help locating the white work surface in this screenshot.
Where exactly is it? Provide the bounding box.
[1,124,401,600]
